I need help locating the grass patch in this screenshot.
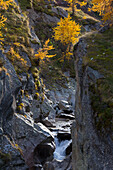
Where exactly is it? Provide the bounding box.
[1,3,34,73]
[85,26,113,134]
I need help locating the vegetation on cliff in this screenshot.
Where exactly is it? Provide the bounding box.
[86,26,113,134]
[0,0,113,148]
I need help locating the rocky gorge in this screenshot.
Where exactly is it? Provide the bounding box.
[0,48,75,169]
[0,0,113,170]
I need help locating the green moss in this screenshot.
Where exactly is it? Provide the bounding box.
[18,0,31,11]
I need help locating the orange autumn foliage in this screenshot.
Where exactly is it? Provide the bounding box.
[90,0,113,23]
[53,14,80,61]
[65,0,87,15]
[35,39,56,61]
[0,0,12,44]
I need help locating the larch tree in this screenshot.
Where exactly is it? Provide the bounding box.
[65,0,87,15]
[0,0,12,44]
[35,39,56,65]
[90,0,113,23]
[53,14,81,65]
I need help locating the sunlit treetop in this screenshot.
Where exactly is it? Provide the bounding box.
[89,0,113,22]
[53,14,81,46]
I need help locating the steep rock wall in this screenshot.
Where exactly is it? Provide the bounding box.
[0,51,55,169]
[72,38,113,170]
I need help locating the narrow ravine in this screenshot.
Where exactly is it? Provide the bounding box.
[45,75,76,169]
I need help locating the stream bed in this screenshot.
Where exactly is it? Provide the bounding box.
[45,74,76,169]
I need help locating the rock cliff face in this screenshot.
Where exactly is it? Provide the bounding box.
[72,38,113,170]
[1,0,113,169]
[0,50,55,169]
[0,1,73,169]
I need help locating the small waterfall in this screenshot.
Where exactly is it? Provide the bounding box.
[53,134,72,161]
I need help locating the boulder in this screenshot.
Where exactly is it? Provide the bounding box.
[31,100,41,122]
[58,100,69,110]
[12,115,55,168]
[40,96,56,120]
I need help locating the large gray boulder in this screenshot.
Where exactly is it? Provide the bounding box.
[13,114,55,168]
[40,96,56,120]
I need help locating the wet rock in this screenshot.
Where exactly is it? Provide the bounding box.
[58,100,68,110]
[57,100,74,115]
[34,141,55,165]
[42,117,55,127]
[66,142,72,155]
[52,153,72,170]
[63,108,73,114]
[31,165,43,170]
[57,112,75,120]
[57,131,71,141]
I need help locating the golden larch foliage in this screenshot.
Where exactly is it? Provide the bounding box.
[90,0,113,22]
[53,14,81,62]
[65,0,87,15]
[35,39,56,61]
[7,47,27,68]
[0,0,13,44]
[53,14,81,46]
[0,0,12,9]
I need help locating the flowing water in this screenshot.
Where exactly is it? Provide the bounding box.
[52,119,73,161]
[54,136,72,161]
